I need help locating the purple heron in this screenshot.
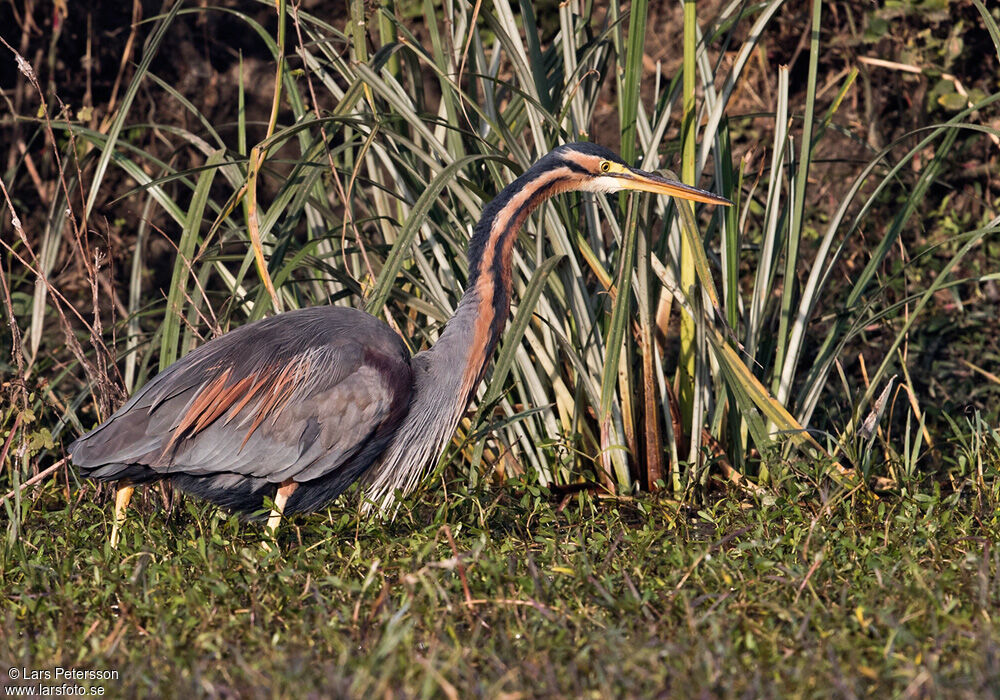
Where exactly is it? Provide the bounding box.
[69,143,730,546]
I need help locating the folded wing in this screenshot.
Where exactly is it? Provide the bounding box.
[70,307,413,512]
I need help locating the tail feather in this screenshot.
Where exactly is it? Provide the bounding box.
[75,461,161,484]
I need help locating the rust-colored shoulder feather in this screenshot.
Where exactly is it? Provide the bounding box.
[70,306,414,514]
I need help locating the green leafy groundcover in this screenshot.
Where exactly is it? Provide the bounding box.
[3,479,999,697]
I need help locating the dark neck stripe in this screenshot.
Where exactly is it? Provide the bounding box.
[470,174,570,372]
[472,174,571,283]
[560,159,589,175]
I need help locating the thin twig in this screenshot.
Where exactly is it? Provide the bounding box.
[1,459,66,503]
[440,523,474,609]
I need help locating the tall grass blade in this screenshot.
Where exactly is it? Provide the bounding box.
[159,149,225,370]
[773,0,821,406]
[678,0,698,426]
[600,198,640,489]
[365,154,494,315]
[972,0,1000,63]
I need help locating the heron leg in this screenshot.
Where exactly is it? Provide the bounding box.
[110,482,134,548]
[266,479,298,535]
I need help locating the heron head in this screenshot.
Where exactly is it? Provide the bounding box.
[549,142,731,206]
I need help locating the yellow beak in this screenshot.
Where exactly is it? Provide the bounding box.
[619,167,732,206]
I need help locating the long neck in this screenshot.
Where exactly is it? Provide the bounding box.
[361,157,578,512]
[426,160,576,400]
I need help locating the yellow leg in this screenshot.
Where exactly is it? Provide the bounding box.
[265,480,298,540]
[110,483,134,548]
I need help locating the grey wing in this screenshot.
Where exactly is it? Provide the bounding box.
[70,307,413,490]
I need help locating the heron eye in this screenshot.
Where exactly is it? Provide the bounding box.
[600,161,611,173]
